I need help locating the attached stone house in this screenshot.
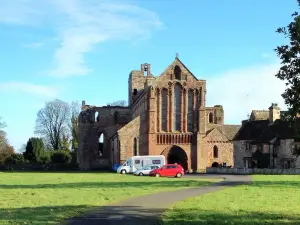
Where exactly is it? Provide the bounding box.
[233,103,300,169]
[77,56,240,171]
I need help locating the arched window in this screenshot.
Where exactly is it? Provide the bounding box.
[209,112,213,123]
[156,89,160,132]
[187,90,193,131]
[95,112,99,122]
[99,133,104,156]
[174,84,181,131]
[174,65,181,80]
[213,146,218,158]
[161,89,167,131]
[133,138,137,156]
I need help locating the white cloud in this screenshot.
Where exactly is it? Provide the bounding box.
[0,0,162,78]
[205,62,287,124]
[0,82,59,97]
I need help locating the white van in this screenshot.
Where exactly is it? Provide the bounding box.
[117,155,165,174]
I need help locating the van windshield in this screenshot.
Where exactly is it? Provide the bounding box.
[123,160,132,166]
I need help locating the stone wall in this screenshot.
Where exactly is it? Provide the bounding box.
[233,139,300,169]
[204,128,234,167]
[206,167,300,174]
[205,106,224,125]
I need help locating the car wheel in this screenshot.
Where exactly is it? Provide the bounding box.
[155,173,160,177]
[176,172,182,178]
[121,170,126,174]
[139,172,143,176]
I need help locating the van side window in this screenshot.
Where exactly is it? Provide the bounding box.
[135,160,140,164]
[152,160,161,164]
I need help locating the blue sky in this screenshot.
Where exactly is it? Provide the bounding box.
[0,0,297,151]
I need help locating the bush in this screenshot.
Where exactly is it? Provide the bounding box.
[51,150,72,164]
[24,137,45,163]
[40,151,52,164]
[5,153,25,164]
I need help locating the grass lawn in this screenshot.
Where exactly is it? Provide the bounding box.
[0,172,217,225]
[162,175,300,225]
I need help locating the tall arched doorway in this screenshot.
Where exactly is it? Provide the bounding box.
[162,145,188,171]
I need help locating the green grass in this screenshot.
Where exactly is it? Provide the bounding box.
[0,172,217,225]
[162,175,300,225]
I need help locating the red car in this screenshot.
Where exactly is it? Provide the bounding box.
[149,164,184,178]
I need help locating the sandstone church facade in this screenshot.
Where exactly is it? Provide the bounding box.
[77,56,241,171]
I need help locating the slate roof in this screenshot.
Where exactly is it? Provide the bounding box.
[217,125,242,140]
[233,119,296,142]
[250,110,269,120]
[206,124,241,141]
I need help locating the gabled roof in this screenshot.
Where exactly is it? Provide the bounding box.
[206,124,241,141]
[216,125,242,140]
[233,119,296,142]
[250,110,269,121]
[159,56,199,81]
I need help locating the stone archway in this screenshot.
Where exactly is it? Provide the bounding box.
[161,145,188,171]
[211,162,219,168]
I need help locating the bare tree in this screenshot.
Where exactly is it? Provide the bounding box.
[0,117,7,151]
[35,99,71,150]
[69,101,81,151]
[107,100,127,106]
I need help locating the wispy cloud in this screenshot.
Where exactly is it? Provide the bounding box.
[205,62,287,124]
[0,82,59,97]
[0,0,162,78]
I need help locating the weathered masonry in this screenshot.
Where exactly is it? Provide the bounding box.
[77,56,240,171]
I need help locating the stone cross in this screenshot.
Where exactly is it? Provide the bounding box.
[176,53,179,58]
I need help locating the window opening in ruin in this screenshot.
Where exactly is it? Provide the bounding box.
[95,112,99,122]
[213,145,218,158]
[114,111,119,124]
[133,138,138,156]
[99,133,104,156]
[133,89,137,95]
[174,84,181,131]
[209,112,213,123]
[144,64,148,76]
[174,65,181,80]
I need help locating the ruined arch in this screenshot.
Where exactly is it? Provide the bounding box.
[211,162,219,168]
[161,145,188,171]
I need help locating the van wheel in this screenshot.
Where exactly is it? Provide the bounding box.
[176,173,182,178]
[121,170,126,174]
[155,173,160,177]
[139,172,143,176]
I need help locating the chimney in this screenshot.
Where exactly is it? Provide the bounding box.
[269,103,281,124]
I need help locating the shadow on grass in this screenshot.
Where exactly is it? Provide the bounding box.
[1,205,299,225]
[0,179,214,189]
[248,180,300,188]
[161,209,300,225]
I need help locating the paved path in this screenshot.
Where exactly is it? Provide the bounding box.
[64,174,251,225]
